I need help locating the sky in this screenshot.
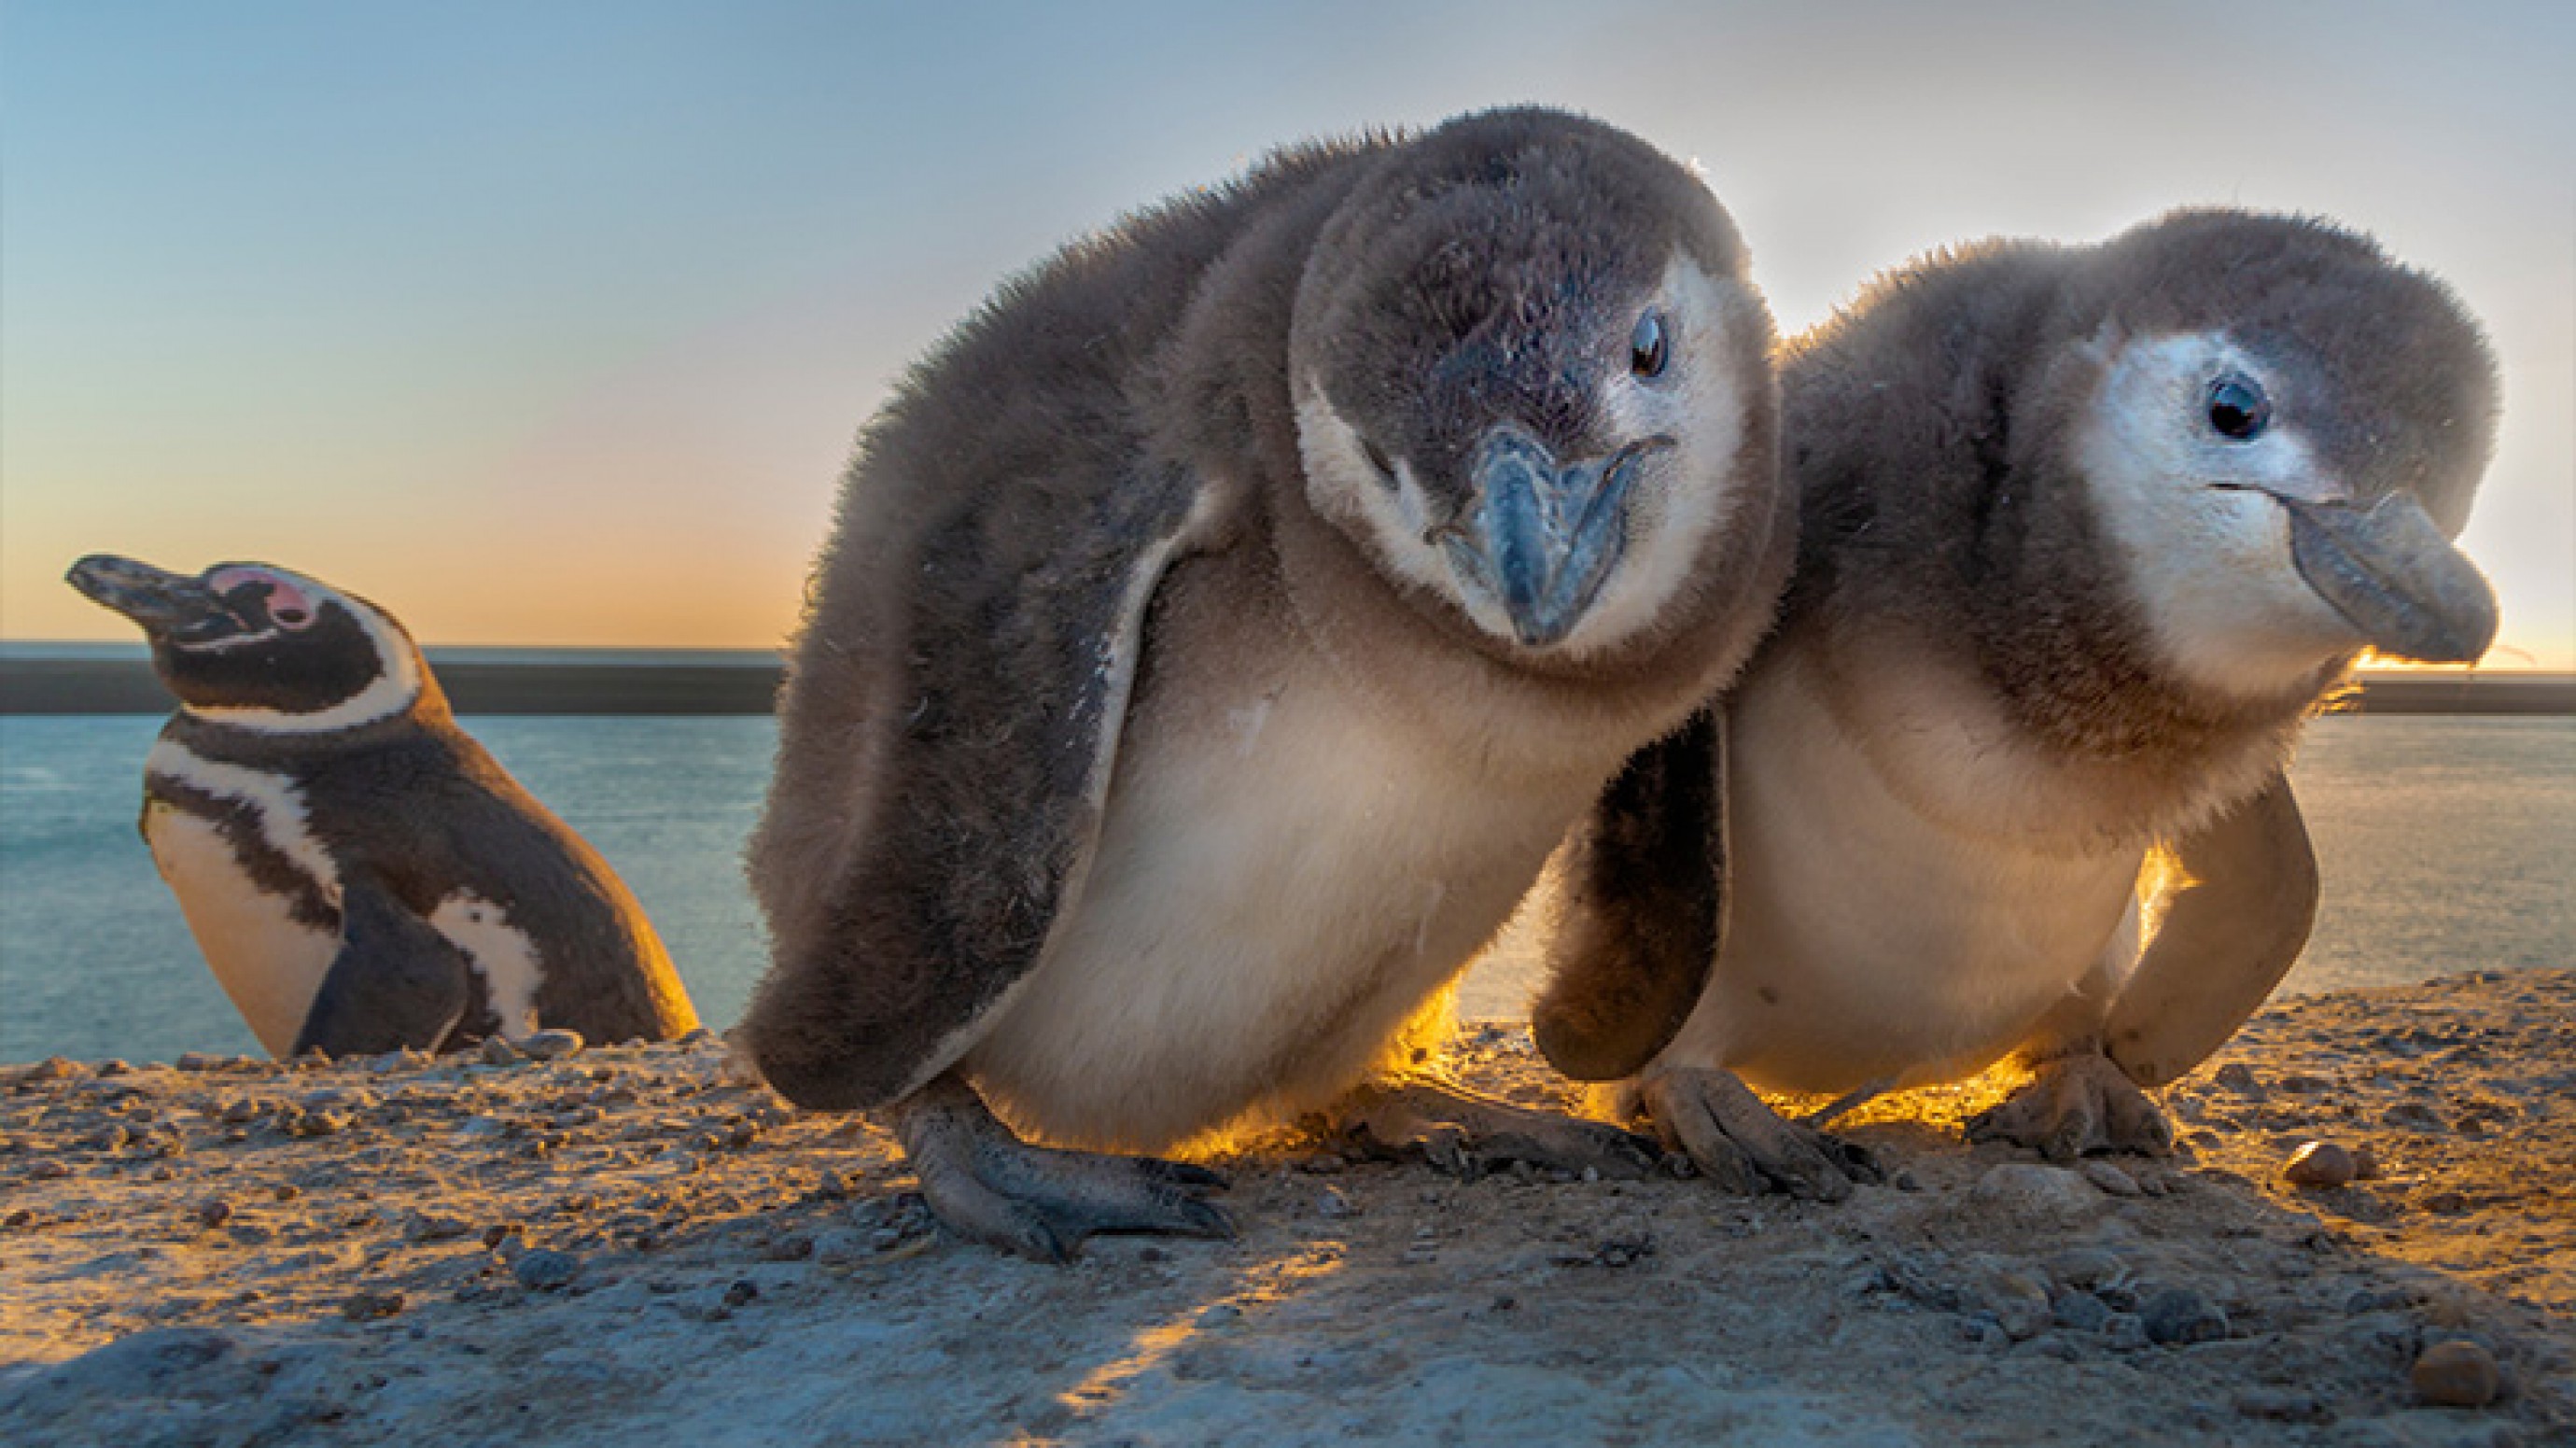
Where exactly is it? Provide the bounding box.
[5,2,2571,667]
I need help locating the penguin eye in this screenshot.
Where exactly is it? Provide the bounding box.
[1631,312,1670,380]
[1358,436,1399,488]
[2205,373,2271,442]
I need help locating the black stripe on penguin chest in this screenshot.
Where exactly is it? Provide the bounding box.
[143,775,338,929]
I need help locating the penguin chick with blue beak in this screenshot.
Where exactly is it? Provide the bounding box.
[1532,210,2499,1196]
[742,107,1792,1259]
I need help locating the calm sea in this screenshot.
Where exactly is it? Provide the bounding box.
[1,713,2569,1064]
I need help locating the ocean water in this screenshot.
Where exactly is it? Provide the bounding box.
[0,714,2568,1065]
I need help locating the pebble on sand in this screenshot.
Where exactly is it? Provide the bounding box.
[2410,1339,2502,1408]
[512,1248,581,1292]
[520,1030,585,1062]
[2282,1140,2358,1189]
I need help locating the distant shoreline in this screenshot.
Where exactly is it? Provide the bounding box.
[1,648,2570,716]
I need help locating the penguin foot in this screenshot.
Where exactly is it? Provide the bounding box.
[892,1074,1233,1262]
[1966,1049,2175,1160]
[1327,1077,1664,1182]
[1641,1067,1881,1202]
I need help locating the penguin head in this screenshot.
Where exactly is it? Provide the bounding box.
[2055,211,2499,699]
[66,555,431,730]
[1288,108,1778,661]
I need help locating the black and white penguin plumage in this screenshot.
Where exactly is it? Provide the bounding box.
[66,555,701,1059]
[1534,210,2499,1196]
[742,107,1792,1257]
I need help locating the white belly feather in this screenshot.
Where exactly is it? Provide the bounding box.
[969,656,1603,1152]
[143,738,553,1054]
[1659,652,2145,1095]
[145,801,341,1058]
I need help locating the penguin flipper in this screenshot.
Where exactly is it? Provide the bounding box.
[2104,771,2319,1088]
[1532,706,1727,1081]
[292,875,473,1058]
[743,464,1231,1112]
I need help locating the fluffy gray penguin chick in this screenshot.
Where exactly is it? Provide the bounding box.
[67,555,702,1059]
[1533,209,2499,1199]
[742,107,1792,1259]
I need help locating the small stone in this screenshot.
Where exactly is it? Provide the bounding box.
[1972,1163,2103,1221]
[2079,1160,2142,1197]
[482,1222,525,1249]
[341,1290,405,1321]
[1316,1186,1360,1219]
[1195,1302,1242,1329]
[521,1030,584,1061]
[2420,1189,2470,1216]
[175,1052,224,1073]
[218,1098,262,1125]
[1970,1264,2053,1341]
[194,1197,233,1229]
[512,1248,580,1291]
[479,1036,525,1067]
[273,1184,301,1202]
[810,1229,873,1266]
[721,1280,758,1310]
[2411,1339,2501,1408]
[2282,1140,2357,1188]
[2141,1286,2229,1345]
[2103,1314,2151,1351]
[405,1215,472,1243]
[28,1160,71,1181]
[2051,1288,2113,1333]
[2212,1062,2263,1097]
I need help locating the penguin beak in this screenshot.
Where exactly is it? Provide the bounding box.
[1444,426,1669,647]
[2277,493,2498,664]
[65,555,238,640]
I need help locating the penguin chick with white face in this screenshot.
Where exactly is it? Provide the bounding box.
[67,555,701,1058]
[741,107,1790,1259]
[1532,210,2498,1197]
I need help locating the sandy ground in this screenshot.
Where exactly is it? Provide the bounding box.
[2,971,2569,1447]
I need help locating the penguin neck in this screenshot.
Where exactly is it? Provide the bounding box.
[1258,469,1757,783]
[1804,600,2317,851]
[172,671,452,759]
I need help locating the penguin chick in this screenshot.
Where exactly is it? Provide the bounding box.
[741,107,1792,1259]
[67,555,701,1058]
[1533,209,2499,1196]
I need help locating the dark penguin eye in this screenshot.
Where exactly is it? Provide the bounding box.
[2205,373,2271,441]
[1359,436,1398,487]
[1631,312,1670,380]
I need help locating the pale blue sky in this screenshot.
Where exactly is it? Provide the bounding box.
[6,2,2570,663]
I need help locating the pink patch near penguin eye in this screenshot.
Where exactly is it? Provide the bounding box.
[205,567,317,630]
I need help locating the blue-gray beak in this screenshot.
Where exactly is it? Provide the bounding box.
[2279,493,2497,664]
[1442,427,1668,647]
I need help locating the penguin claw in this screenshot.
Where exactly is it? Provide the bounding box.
[1330,1077,1662,1181]
[1642,1067,1881,1202]
[1966,1050,2175,1160]
[893,1075,1232,1262]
